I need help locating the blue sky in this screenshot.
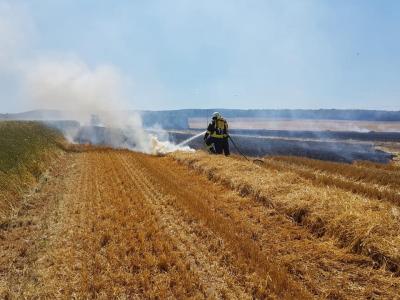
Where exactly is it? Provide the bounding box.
[1,0,399,112]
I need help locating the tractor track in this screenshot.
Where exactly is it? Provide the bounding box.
[1,149,400,299]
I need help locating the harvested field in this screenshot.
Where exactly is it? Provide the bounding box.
[172,152,400,275]
[189,117,400,132]
[262,156,400,206]
[1,147,400,299]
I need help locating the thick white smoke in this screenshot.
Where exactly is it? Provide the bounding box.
[19,56,193,154]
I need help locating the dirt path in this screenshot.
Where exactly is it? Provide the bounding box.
[1,149,399,299]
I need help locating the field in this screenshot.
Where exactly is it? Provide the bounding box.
[1,122,400,298]
[168,131,394,163]
[189,117,400,132]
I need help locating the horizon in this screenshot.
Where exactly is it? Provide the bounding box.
[2,107,400,115]
[0,107,400,115]
[1,0,399,112]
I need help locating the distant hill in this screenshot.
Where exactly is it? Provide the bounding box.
[0,110,66,120]
[2,109,400,129]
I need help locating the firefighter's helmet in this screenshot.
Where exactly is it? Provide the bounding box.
[212,112,221,119]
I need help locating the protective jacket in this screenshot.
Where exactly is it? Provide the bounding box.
[204,117,229,140]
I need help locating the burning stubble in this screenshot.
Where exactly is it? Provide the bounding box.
[19,57,193,154]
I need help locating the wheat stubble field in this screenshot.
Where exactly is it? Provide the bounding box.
[1,144,400,299]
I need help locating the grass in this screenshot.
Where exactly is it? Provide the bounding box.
[0,121,65,222]
[355,159,400,173]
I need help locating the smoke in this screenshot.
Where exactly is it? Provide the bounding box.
[21,58,125,115]
[0,1,192,154]
[18,56,192,153]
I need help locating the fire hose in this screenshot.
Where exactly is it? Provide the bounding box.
[228,135,264,165]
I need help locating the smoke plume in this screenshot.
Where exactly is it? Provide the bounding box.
[19,56,193,153]
[0,2,192,154]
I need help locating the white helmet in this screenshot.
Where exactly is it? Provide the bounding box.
[212,112,221,119]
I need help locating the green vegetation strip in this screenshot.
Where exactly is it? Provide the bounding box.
[0,121,65,221]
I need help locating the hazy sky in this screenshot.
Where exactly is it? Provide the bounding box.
[1,0,399,112]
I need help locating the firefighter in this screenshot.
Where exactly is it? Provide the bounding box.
[203,112,230,156]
